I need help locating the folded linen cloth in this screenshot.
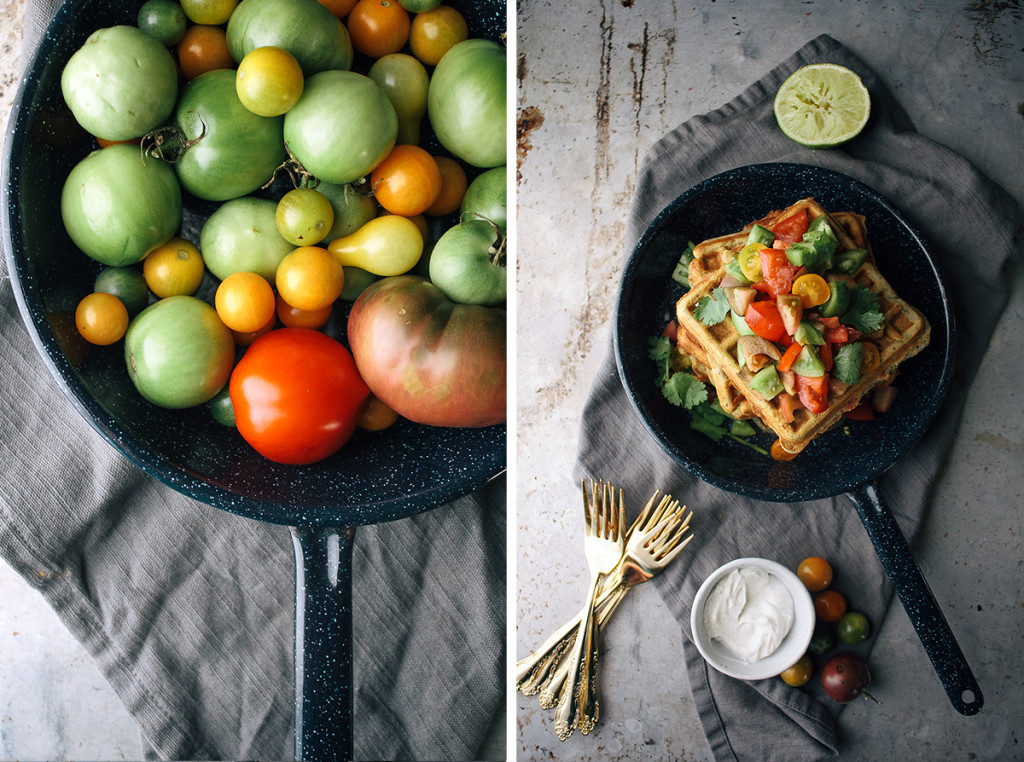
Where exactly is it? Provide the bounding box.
[574,34,1019,761]
[0,4,505,760]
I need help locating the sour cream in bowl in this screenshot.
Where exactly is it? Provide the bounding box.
[690,558,815,681]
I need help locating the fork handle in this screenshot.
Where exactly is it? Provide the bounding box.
[516,582,627,693]
[574,572,605,735]
[553,575,600,741]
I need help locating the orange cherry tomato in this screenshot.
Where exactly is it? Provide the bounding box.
[177,24,235,81]
[424,155,468,216]
[215,271,276,333]
[231,312,277,347]
[75,292,129,345]
[770,439,799,461]
[409,5,468,66]
[276,245,346,312]
[814,589,847,622]
[347,0,411,59]
[797,557,833,592]
[143,237,205,298]
[370,144,442,216]
[861,341,881,374]
[276,293,334,329]
[357,393,400,431]
[792,273,831,308]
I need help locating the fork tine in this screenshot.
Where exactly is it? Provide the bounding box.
[582,479,595,535]
[657,532,694,566]
[614,485,626,543]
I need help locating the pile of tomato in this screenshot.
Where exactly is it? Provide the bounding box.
[60,0,507,465]
[778,556,874,703]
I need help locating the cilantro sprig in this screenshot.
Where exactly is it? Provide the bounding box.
[841,286,884,333]
[693,286,731,326]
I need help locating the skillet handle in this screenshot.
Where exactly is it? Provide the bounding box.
[847,483,983,716]
[291,526,356,761]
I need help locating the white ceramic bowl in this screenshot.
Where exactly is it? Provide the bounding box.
[690,557,815,681]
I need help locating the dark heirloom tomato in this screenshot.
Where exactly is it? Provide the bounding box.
[347,275,506,428]
[229,328,371,465]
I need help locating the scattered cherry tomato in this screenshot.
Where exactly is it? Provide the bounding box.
[143,237,205,298]
[814,589,848,623]
[409,4,469,66]
[276,246,346,312]
[357,393,400,431]
[76,292,129,345]
[370,144,442,216]
[276,293,333,330]
[837,611,870,645]
[180,0,238,25]
[215,271,276,333]
[424,155,468,216]
[177,24,235,81]
[779,654,813,687]
[796,556,833,592]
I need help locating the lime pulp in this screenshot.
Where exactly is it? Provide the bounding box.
[773,63,871,149]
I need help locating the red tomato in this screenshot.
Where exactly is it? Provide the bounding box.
[796,373,830,414]
[229,328,371,465]
[760,247,800,298]
[845,403,875,421]
[771,209,809,242]
[744,300,786,342]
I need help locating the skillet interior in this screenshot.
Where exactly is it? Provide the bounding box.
[614,163,954,502]
[2,0,507,528]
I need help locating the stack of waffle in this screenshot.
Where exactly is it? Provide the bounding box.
[675,198,931,456]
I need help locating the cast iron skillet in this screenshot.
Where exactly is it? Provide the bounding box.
[1,1,506,759]
[614,163,982,716]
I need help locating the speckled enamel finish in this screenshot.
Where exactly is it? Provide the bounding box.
[2,1,507,760]
[615,163,983,716]
[615,163,955,503]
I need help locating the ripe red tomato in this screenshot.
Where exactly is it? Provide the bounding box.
[744,299,786,342]
[229,328,370,464]
[814,589,848,622]
[771,209,809,242]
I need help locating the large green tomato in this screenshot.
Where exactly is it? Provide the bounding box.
[173,69,285,202]
[428,218,506,306]
[347,276,506,428]
[283,70,397,185]
[460,165,507,233]
[125,295,235,409]
[368,53,429,146]
[200,197,295,281]
[61,25,178,141]
[227,0,353,75]
[61,143,181,267]
[427,39,506,168]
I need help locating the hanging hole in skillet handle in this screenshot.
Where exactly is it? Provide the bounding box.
[846,482,984,716]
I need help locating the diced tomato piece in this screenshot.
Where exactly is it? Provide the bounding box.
[777,341,803,373]
[796,373,829,415]
[771,210,810,243]
[663,319,678,342]
[772,239,791,250]
[845,403,875,421]
[820,316,851,345]
[778,392,801,423]
[745,300,786,342]
[759,248,800,297]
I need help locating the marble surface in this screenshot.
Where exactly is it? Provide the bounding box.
[516,1,1022,761]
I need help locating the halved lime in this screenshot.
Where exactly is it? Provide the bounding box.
[773,63,871,149]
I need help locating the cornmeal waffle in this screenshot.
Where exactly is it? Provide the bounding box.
[675,200,930,455]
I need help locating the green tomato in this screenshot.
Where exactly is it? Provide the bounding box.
[276,188,334,245]
[61,143,181,267]
[137,0,187,46]
[173,69,286,202]
[398,0,442,11]
[837,611,871,645]
[61,26,178,142]
[208,386,237,426]
[125,295,235,409]
[94,266,150,317]
[368,53,429,146]
[315,181,379,243]
[338,266,379,301]
[461,165,507,233]
[227,0,353,76]
[200,197,294,281]
[428,217,506,306]
[427,39,506,168]
[283,70,397,185]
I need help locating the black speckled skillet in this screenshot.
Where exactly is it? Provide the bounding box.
[615,163,982,716]
[1,1,507,759]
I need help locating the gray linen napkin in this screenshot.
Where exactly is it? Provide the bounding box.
[1,4,505,760]
[574,34,1019,761]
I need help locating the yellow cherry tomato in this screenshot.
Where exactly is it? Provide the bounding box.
[357,393,400,431]
[779,654,813,687]
[328,215,423,276]
[236,46,304,117]
[859,341,881,374]
[738,241,764,282]
[143,237,205,298]
[75,292,129,345]
[180,0,238,25]
[215,272,276,333]
[409,5,469,66]
[276,246,345,312]
[792,273,830,308]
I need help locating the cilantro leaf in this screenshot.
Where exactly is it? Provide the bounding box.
[689,402,728,441]
[693,287,730,326]
[648,335,672,384]
[672,240,697,288]
[841,286,884,333]
[662,372,708,409]
[834,343,863,385]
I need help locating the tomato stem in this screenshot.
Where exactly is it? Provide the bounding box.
[140,113,206,165]
[264,141,319,190]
